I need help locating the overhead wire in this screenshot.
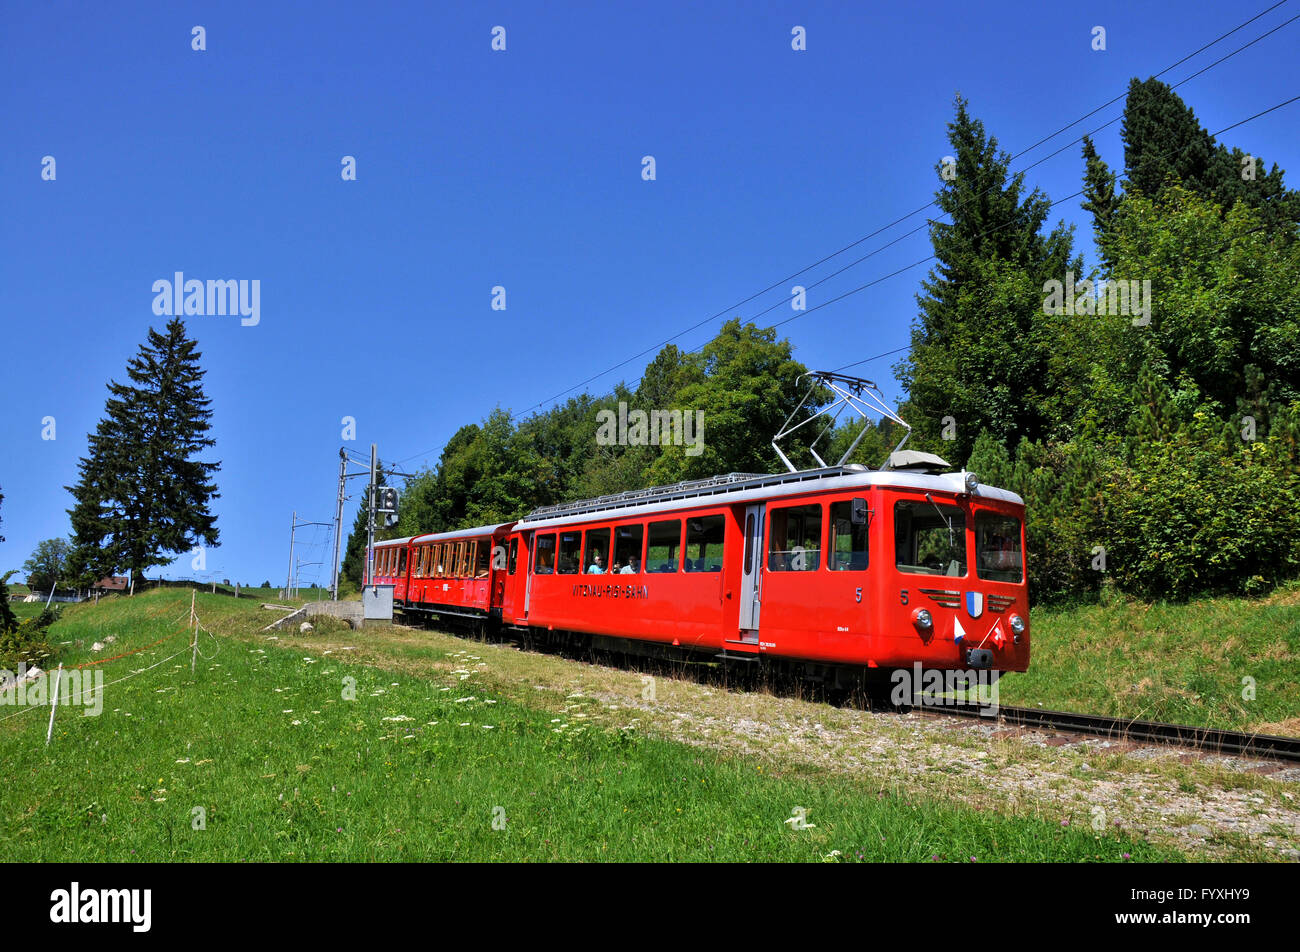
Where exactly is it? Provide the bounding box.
[391,4,1297,467]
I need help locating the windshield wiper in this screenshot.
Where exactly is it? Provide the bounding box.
[925,492,955,548]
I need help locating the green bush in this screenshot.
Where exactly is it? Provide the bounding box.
[0,606,59,670]
[1097,411,1300,599]
[967,433,1108,605]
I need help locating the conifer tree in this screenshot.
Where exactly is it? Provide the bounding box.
[1081,135,1120,271]
[897,95,1079,463]
[1121,78,1217,202]
[66,318,221,584]
[1121,77,1299,235]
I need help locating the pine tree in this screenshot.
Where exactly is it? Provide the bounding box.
[1121,77,1299,235]
[1121,78,1217,202]
[1081,135,1120,271]
[66,318,221,584]
[897,95,1079,463]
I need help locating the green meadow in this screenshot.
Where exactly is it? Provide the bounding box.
[999,582,1300,735]
[0,589,1175,862]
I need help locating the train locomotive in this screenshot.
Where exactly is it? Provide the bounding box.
[369,372,1029,690]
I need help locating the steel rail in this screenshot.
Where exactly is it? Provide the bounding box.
[925,702,1300,763]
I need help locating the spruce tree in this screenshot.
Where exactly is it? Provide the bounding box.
[1081,135,1120,271]
[66,318,221,584]
[1121,77,1299,235]
[897,95,1078,463]
[1121,78,1217,202]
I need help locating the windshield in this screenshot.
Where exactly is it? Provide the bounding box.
[976,512,1024,583]
[894,499,966,576]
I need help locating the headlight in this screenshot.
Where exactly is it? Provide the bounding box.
[913,608,933,631]
[964,472,979,493]
[1009,614,1025,643]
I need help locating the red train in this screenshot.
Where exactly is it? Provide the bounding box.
[369,454,1029,688]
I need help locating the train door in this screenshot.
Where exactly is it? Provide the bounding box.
[494,533,525,625]
[521,531,534,619]
[737,503,765,640]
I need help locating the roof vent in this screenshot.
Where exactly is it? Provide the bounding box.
[885,450,950,474]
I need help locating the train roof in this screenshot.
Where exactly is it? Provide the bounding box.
[410,522,516,545]
[519,465,1023,530]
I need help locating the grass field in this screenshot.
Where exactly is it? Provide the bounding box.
[0,589,1178,862]
[1000,581,1300,735]
[9,601,51,622]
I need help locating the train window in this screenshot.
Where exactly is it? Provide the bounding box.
[743,514,754,574]
[430,544,440,578]
[534,534,556,575]
[508,538,518,575]
[895,500,967,576]
[398,548,407,575]
[830,501,869,571]
[557,531,582,574]
[583,527,611,574]
[768,505,822,571]
[414,547,423,578]
[466,541,478,578]
[646,520,682,573]
[685,515,724,572]
[453,541,465,577]
[976,512,1023,583]
[614,524,644,574]
[476,541,490,578]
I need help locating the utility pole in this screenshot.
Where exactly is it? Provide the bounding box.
[365,443,377,588]
[287,512,332,600]
[331,448,347,600]
[285,510,296,599]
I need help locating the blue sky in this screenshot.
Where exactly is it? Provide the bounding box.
[3,0,1297,588]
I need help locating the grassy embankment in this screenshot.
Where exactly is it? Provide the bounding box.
[0,589,1175,862]
[1001,581,1300,735]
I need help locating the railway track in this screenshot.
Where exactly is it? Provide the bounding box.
[923,702,1300,764]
